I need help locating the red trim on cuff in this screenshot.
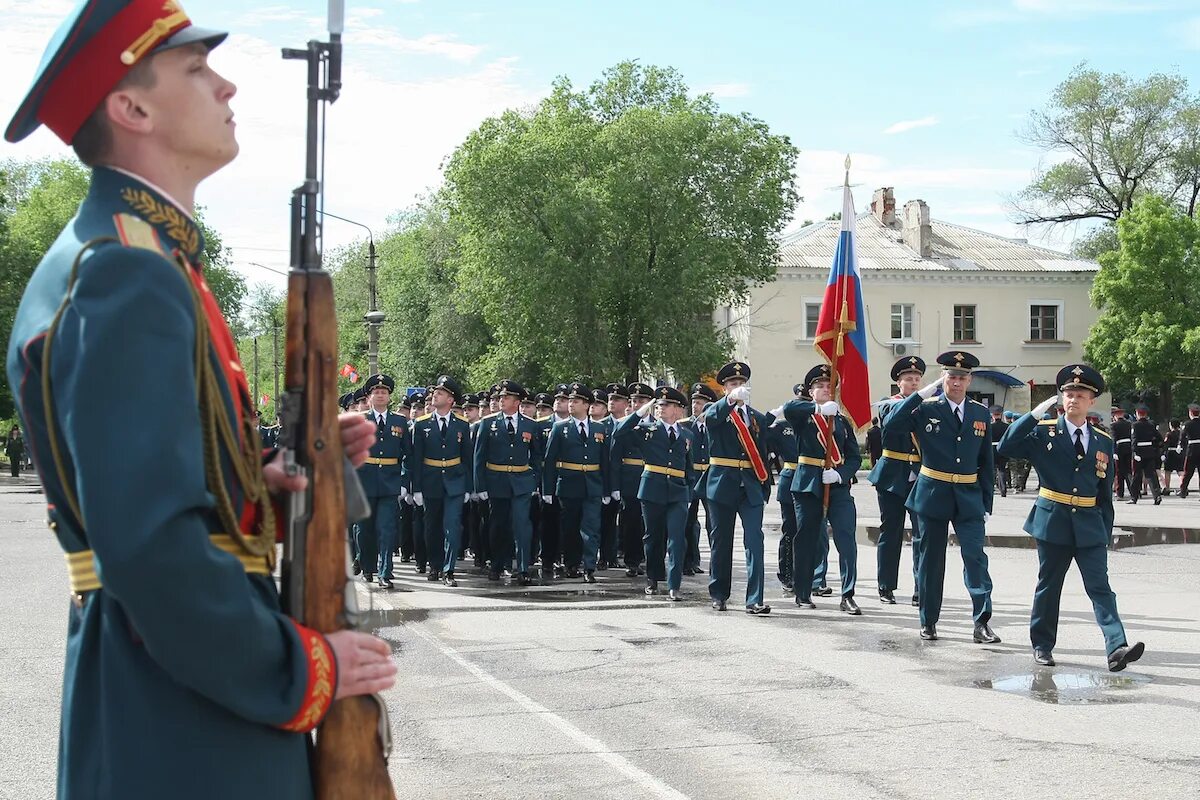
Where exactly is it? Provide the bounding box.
[279,622,336,733]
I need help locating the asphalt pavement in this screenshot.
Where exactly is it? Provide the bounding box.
[2,474,1198,799]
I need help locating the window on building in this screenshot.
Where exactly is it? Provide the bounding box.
[804,302,821,339]
[1030,304,1059,341]
[953,304,976,342]
[890,303,913,340]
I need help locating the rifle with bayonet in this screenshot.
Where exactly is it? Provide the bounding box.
[277,3,396,797]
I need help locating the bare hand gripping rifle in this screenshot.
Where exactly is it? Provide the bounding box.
[277,3,396,797]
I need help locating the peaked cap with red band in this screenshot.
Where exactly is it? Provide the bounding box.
[6,0,227,144]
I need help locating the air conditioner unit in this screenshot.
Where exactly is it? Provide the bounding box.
[892,343,910,356]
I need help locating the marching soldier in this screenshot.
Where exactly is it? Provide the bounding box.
[537,384,572,578]
[3,4,395,793]
[1129,404,1163,505]
[883,351,999,644]
[542,383,611,583]
[990,405,1010,497]
[1180,404,1200,498]
[614,386,696,600]
[1163,419,1185,496]
[704,361,774,614]
[780,365,862,614]
[411,375,474,586]
[358,374,410,589]
[1110,406,1133,499]
[614,382,655,578]
[869,356,926,606]
[474,380,542,585]
[763,382,803,593]
[529,391,555,571]
[463,393,490,570]
[682,383,716,575]
[599,383,632,569]
[999,365,1145,672]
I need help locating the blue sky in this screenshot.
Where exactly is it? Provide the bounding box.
[4,0,1200,287]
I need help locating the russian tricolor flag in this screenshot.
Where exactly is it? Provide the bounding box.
[813,169,871,431]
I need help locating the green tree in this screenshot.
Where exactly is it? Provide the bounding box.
[443,61,798,385]
[195,205,247,331]
[1083,194,1200,413]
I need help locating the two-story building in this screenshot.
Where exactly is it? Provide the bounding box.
[721,187,1106,416]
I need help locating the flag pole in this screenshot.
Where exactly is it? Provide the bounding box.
[823,155,852,514]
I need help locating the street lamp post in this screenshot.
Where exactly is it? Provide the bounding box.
[314,209,384,375]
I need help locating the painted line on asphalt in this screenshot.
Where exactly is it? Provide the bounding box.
[367,589,691,800]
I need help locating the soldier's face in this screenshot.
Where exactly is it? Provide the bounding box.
[943,371,970,402]
[692,398,706,416]
[659,402,684,424]
[1063,388,1095,420]
[568,398,589,418]
[553,398,568,416]
[608,397,629,416]
[520,401,535,417]
[466,407,480,422]
[369,388,390,410]
[590,402,607,419]
[811,379,832,404]
[897,373,921,395]
[499,395,520,415]
[432,388,454,411]
[724,378,747,391]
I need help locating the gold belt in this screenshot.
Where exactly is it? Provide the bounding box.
[919,466,977,484]
[693,463,709,472]
[644,464,686,479]
[782,461,798,471]
[66,534,271,595]
[795,456,828,468]
[364,457,398,466]
[882,449,920,463]
[486,463,531,473]
[1039,487,1097,508]
[556,461,600,472]
[621,458,645,466]
[423,457,461,468]
[709,457,754,469]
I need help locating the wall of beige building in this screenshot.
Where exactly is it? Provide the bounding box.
[728,269,1111,419]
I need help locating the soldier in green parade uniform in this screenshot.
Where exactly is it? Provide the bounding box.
[598,383,631,569]
[463,393,491,571]
[682,383,717,575]
[762,382,804,593]
[614,382,654,577]
[614,386,697,600]
[779,365,862,614]
[411,375,475,586]
[542,383,612,583]
[473,380,543,585]
[703,361,775,614]
[3,3,396,795]
[883,351,1000,644]
[257,411,280,449]
[357,373,410,589]
[869,356,926,606]
[999,365,1145,671]
[529,391,555,573]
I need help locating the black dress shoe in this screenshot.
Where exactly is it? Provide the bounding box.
[879,589,896,604]
[636,567,645,576]
[427,571,440,582]
[352,560,362,576]
[377,577,394,590]
[711,600,727,611]
[794,599,816,609]
[920,625,938,641]
[417,565,427,574]
[400,555,412,563]
[840,597,862,615]
[746,603,772,615]
[1154,495,1162,505]
[668,589,683,602]
[911,594,920,607]
[973,622,1001,644]
[583,571,596,584]
[693,566,705,574]
[1034,649,1055,666]
[488,570,500,581]
[814,586,833,597]
[645,581,658,596]
[625,567,637,577]
[443,574,458,587]
[1108,641,1145,672]
[567,568,582,579]
[363,572,375,584]
[518,573,531,586]
[683,567,696,576]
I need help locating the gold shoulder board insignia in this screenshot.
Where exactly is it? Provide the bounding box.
[922,397,940,403]
[481,412,500,421]
[1038,419,1056,426]
[535,415,551,423]
[416,413,433,422]
[970,400,988,408]
[453,412,468,422]
[1094,427,1112,439]
[112,212,168,257]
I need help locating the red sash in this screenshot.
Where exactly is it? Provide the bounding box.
[729,406,769,481]
[812,414,844,466]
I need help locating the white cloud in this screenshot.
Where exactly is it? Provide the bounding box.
[346,31,483,62]
[703,82,751,99]
[1177,17,1200,49]
[882,116,939,135]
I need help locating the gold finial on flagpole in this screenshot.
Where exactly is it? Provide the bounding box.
[844,154,851,187]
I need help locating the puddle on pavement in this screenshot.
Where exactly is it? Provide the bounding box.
[972,671,1151,704]
[473,588,635,603]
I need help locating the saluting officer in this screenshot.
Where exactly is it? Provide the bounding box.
[1129,405,1163,505]
[358,374,410,589]
[614,386,696,600]
[883,351,999,644]
[474,380,542,585]
[614,382,654,578]
[542,383,611,583]
[1180,404,1200,498]
[869,356,926,606]
[411,375,474,586]
[999,365,1145,672]
[780,365,862,614]
[704,361,775,614]
[682,383,717,575]
[762,382,804,593]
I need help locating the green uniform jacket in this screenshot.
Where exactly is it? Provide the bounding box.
[612,414,696,504]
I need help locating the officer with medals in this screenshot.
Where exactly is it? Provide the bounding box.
[883,351,999,643]
[3,3,395,794]
[473,380,542,585]
[1129,405,1164,505]
[614,386,696,600]
[1180,404,1200,498]
[614,382,654,578]
[779,365,863,614]
[999,365,1146,671]
[868,356,926,606]
[704,361,774,614]
[762,382,804,594]
[682,383,717,575]
[357,374,409,589]
[542,383,612,583]
[410,376,474,586]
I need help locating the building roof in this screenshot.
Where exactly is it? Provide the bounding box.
[779,213,1098,273]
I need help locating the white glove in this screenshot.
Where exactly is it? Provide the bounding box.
[602,496,611,505]
[635,399,655,418]
[769,405,785,418]
[917,375,945,400]
[984,512,990,522]
[821,469,841,485]
[727,386,750,405]
[819,400,839,415]
[463,494,470,504]
[1133,454,1141,462]
[1032,394,1058,418]
[400,486,410,503]
[477,491,488,502]
[542,494,554,504]
[413,492,424,507]
[611,490,621,501]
